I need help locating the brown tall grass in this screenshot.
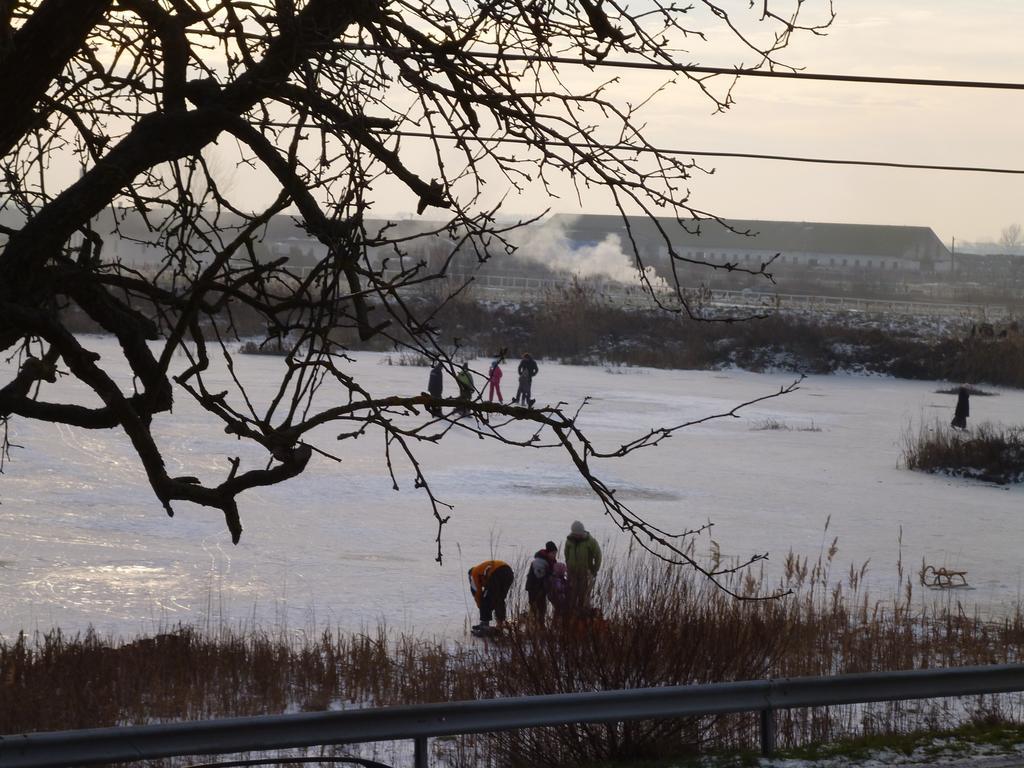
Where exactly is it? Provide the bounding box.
[2,545,1023,767]
[902,420,1024,484]
[468,544,1024,766]
[354,287,1024,388]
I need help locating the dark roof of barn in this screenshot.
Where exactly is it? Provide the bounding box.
[548,214,951,259]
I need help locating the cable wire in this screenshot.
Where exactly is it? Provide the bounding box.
[12,10,1024,92]
[57,106,1024,176]
[335,45,1024,92]
[383,129,1024,175]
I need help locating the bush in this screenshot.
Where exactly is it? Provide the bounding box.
[370,290,1024,388]
[902,421,1024,484]
[239,339,288,355]
[5,548,1024,766]
[751,417,791,431]
[383,351,433,366]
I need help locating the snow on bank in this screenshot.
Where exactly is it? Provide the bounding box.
[1,335,1023,640]
[694,739,1024,768]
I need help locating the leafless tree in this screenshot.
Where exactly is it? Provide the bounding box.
[1000,223,1022,249]
[0,0,830,593]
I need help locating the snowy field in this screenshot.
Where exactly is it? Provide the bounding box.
[1,334,1022,641]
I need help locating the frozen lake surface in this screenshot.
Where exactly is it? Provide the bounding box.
[1,335,1021,640]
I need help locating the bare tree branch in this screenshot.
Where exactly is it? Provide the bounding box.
[0,0,832,589]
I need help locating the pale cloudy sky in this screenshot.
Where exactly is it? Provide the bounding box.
[566,1,1023,244]
[368,1,1024,244]
[182,2,1021,245]
[652,0,1024,244]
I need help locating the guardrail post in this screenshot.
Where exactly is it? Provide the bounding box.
[414,735,429,768]
[759,708,775,756]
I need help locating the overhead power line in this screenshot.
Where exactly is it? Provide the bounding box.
[63,106,1024,176]
[384,130,1024,175]
[12,8,1023,92]
[338,45,1024,92]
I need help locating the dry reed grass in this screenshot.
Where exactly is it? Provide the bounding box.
[902,420,1024,484]
[2,542,1023,767]
[376,287,1024,388]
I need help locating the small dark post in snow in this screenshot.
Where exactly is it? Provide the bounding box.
[760,708,776,756]
[414,736,429,768]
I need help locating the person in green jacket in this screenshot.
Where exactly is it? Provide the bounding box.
[564,520,601,613]
[454,363,474,415]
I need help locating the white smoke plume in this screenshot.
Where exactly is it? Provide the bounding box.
[511,216,667,289]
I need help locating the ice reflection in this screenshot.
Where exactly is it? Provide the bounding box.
[2,336,1024,640]
[22,562,192,618]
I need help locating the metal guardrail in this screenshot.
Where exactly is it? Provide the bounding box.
[2,664,1023,768]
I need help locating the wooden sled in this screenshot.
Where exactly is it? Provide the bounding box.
[921,565,968,588]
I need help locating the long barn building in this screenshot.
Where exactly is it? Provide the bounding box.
[550,214,953,275]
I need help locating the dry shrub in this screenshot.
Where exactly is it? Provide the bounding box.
[383,350,433,367]
[472,554,790,766]
[376,289,1024,388]
[902,420,1024,484]
[750,417,791,431]
[462,544,1024,767]
[3,545,1024,767]
[949,335,1024,388]
[0,625,477,734]
[239,339,288,356]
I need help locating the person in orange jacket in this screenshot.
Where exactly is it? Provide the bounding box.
[467,559,515,632]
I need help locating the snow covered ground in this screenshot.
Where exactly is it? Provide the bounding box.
[1,335,1022,641]
[699,744,1024,768]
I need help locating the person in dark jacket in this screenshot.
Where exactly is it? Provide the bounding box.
[951,385,970,430]
[511,353,539,406]
[546,561,570,619]
[468,560,515,631]
[426,362,443,417]
[525,541,558,626]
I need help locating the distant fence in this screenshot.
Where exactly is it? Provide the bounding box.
[3,664,1024,768]
[707,289,1010,321]
[337,269,1012,320]
[123,262,1011,320]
